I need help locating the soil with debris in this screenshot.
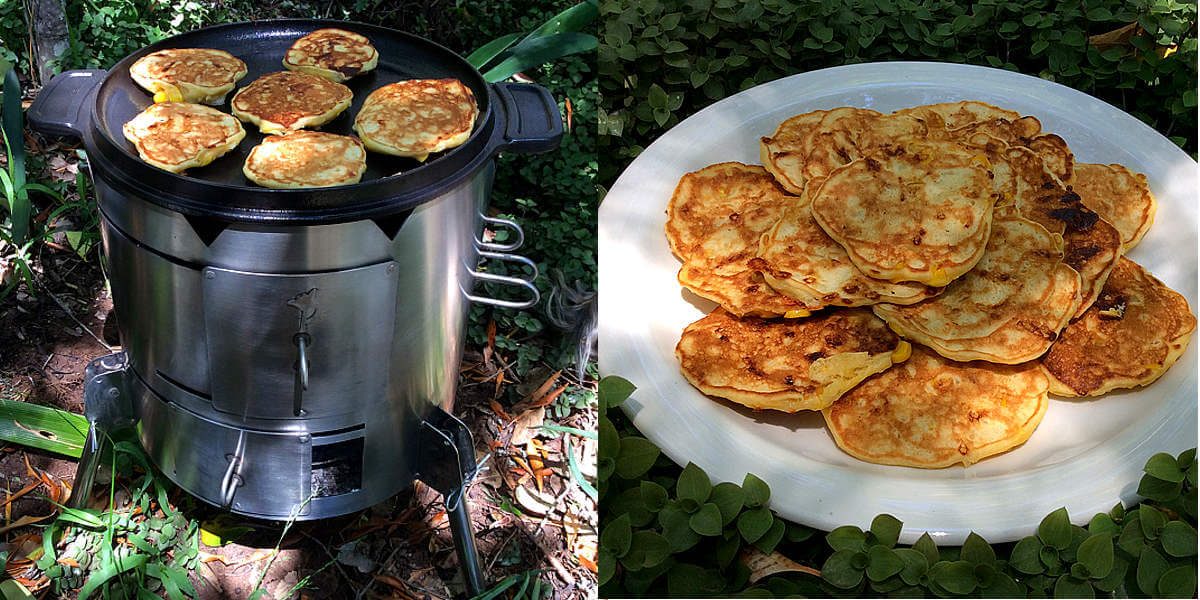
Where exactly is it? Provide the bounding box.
[0,135,597,599]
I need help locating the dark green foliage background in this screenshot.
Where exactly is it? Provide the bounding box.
[598,0,1198,186]
[0,0,597,384]
[599,377,1199,598]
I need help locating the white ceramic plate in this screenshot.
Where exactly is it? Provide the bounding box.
[598,61,1198,544]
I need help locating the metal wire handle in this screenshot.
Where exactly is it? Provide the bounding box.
[474,214,525,252]
[467,250,540,309]
[220,431,247,508]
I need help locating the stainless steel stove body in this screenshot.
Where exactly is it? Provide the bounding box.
[97,166,530,519]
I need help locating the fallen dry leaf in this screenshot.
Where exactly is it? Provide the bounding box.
[1088,22,1138,50]
[509,407,545,446]
[741,546,821,583]
[0,514,53,536]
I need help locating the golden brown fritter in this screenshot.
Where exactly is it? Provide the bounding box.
[665,162,813,317]
[1042,257,1195,397]
[243,131,366,189]
[1072,163,1157,252]
[122,102,245,173]
[872,206,1081,364]
[129,48,247,104]
[810,138,999,286]
[824,345,1049,468]
[353,79,477,161]
[231,71,353,134]
[676,307,904,412]
[283,28,378,83]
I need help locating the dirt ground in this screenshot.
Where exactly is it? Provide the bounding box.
[0,142,597,599]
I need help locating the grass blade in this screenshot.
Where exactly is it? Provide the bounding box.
[482,32,597,83]
[566,438,597,501]
[0,399,88,458]
[536,424,597,439]
[471,572,523,600]
[465,33,521,70]
[78,552,149,599]
[2,68,27,246]
[520,1,598,43]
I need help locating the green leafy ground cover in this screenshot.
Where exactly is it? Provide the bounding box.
[599,376,1198,598]
[598,0,1197,185]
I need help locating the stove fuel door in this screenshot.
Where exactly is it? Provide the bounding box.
[201,262,399,420]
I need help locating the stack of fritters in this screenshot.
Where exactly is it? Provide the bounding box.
[669,100,1194,468]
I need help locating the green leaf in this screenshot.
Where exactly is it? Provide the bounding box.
[1158,565,1197,598]
[677,462,711,504]
[1093,556,1128,592]
[1118,518,1147,557]
[659,505,701,553]
[1032,40,1050,55]
[597,550,614,586]
[827,525,867,553]
[742,473,770,507]
[647,83,668,109]
[689,503,723,536]
[163,565,195,598]
[866,546,904,581]
[79,553,151,600]
[716,532,740,569]
[598,417,619,461]
[1039,507,1072,550]
[640,481,668,512]
[465,33,522,70]
[754,518,786,554]
[614,437,659,479]
[482,33,598,83]
[822,550,866,589]
[1011,536,1045,574]
[1139,504,1168,539]
[1087,513,1119,537]
[961,532,995,564]
[738,507,773,544]
[601,513,632,557]
[599,376,636,409]
[1146,452,1186,482]
[0,400,88,458]
[982,572,1024,598]
[912,532,939,566]
[1052,575,1094,598]
[870,514,902,549]
[667,563,723,597]
[1139,475,1183,502]
[629,530,672,569]
[709,482,744,526]
[0,580,34,600]
[930,560,977,595]
[1160,520,1198,557]
[895,548,927,586]
[1137,547,1169,596]
[1075,533,1114,579]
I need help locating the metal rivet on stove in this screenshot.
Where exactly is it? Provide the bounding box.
[386,264,397,275]
[204,271,215,279]
[107,388,120,399]
[299,434,310,443]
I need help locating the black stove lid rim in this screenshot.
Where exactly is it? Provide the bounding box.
[84,18,503,224]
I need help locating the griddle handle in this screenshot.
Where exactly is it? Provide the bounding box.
[491,81,563,155]
[27,69,106,138]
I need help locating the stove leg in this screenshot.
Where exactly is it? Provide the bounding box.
[66,422,103,509]
[418,408,489,597]
[448,491,485,597]
[67,352,134,509]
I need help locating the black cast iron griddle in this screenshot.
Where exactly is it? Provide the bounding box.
[28,19,561,224]
[96,21,484,187]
